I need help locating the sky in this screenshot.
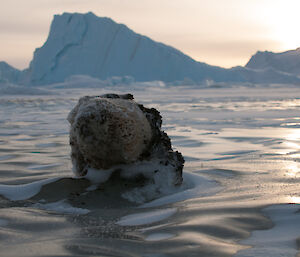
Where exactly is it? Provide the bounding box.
[1,0,300,70]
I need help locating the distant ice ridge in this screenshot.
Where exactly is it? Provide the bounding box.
[246,48,300,76]
[1,12,300,86]
[0,82,52,95]
[0,62,23,84]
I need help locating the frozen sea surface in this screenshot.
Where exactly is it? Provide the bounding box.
[1,82,300,256]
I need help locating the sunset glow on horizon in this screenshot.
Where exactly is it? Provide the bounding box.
[256,0,300,51]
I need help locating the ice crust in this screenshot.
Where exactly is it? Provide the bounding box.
[235,204,300,257]
[138,171,221,208]
[0,178,60,201]
[0,219,8,227]
[145,233,175,241]
[33,199,90,215]
[82,162,220,205]
[116,208,177,226]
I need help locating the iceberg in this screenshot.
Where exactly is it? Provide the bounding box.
[1,12,300,85]
[246,48,300,76]
[0,61,23,84]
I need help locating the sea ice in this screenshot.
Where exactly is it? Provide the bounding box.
[235,204,300,257]
[33,199,90,215]
[0,218,8,227]
[145,233,175,241]
[116,208,177,226]
[0,177,60,201]
[138,171,221,208]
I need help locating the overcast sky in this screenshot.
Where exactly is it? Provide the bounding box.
[1,0,299,70]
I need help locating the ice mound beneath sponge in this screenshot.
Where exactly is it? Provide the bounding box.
[0,168,219,208]
[67,93,185,202]
[84,159,186,204]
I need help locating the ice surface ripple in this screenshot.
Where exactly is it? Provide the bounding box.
[0,85,300,256]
